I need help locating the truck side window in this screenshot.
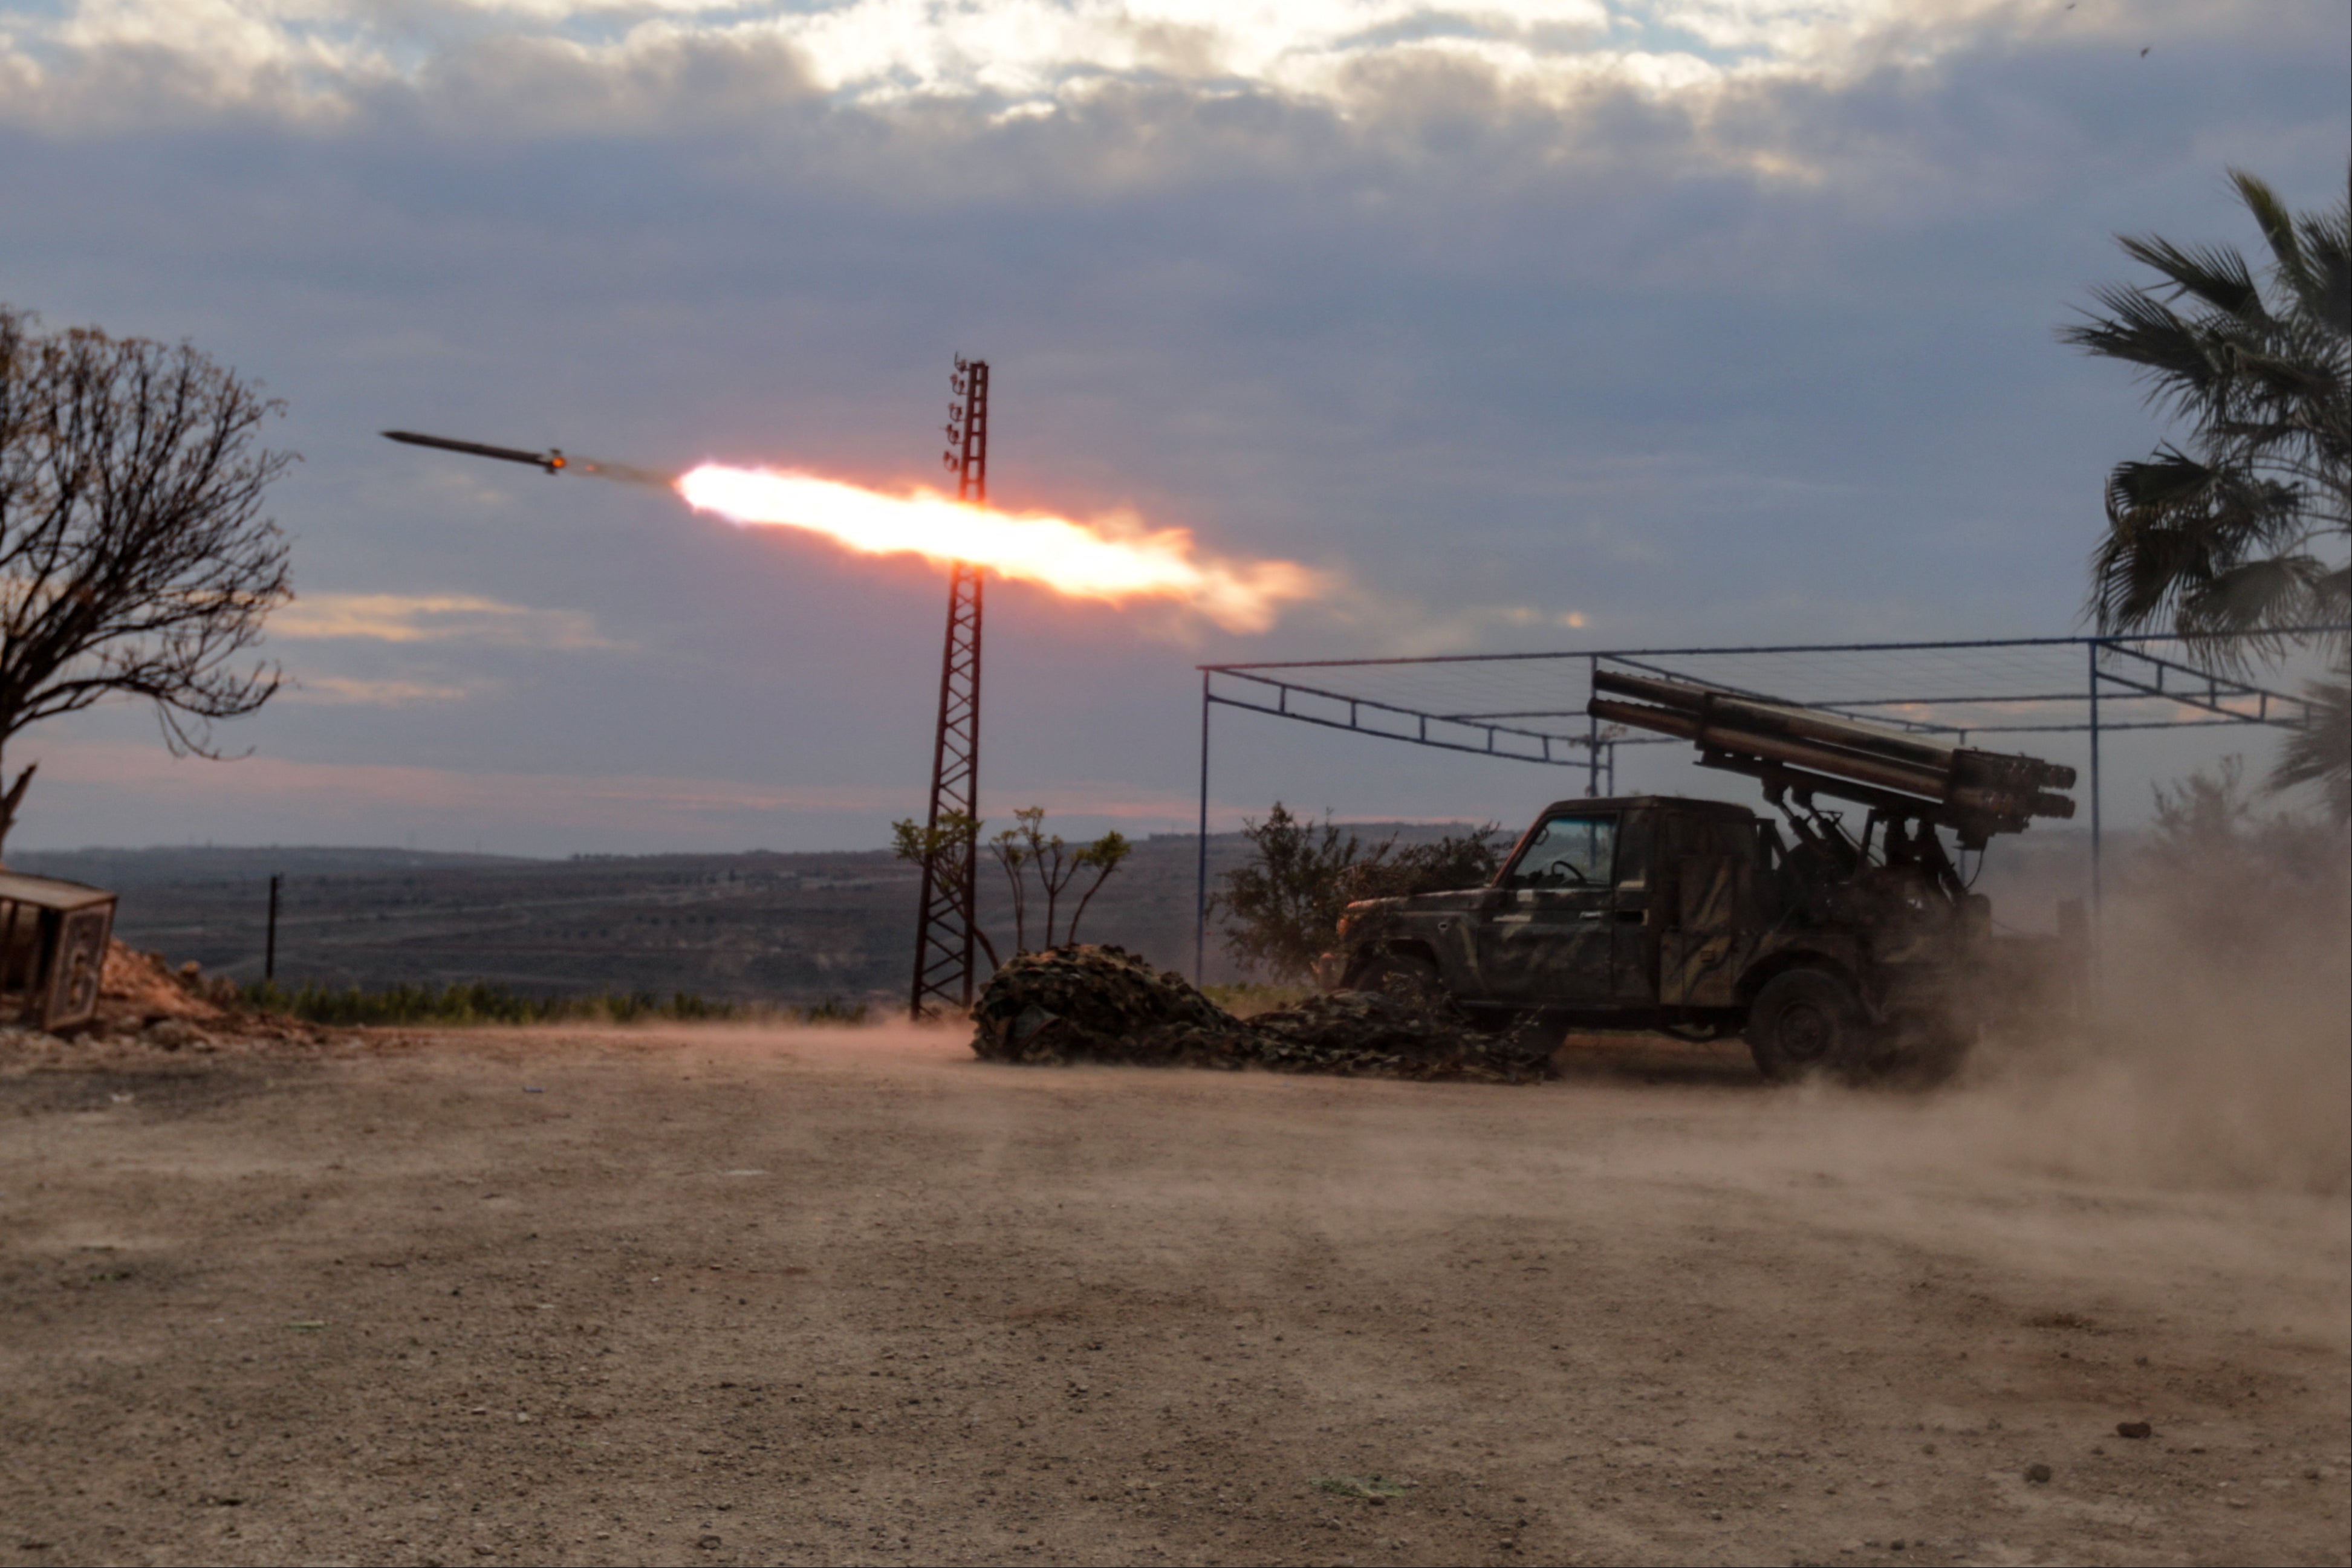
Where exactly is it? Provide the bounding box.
[1507,815,1617,889]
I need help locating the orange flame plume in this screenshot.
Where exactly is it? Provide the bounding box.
[676,465,1319,633]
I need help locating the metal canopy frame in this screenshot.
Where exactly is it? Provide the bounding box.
[1192,629,2341,982]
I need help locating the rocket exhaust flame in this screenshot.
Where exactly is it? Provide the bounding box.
[677,464,1319,632]
[382,430,1316,631]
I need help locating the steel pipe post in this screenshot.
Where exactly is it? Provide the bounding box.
[1197,673,1212,985]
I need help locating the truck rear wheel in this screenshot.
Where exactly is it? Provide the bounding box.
[1745,968,1867,1083]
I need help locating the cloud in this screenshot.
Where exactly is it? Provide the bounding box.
[0,0,2334,858]
[285,675,483,705]
[271,592,616,649]
[0,0,2188,145]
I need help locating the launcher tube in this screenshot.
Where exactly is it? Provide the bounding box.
[1706,693,1961,774]
[1587,695,1699,740]
[1588,698,1953,802]
[1591,669,2079,792]
[1593,669,1960,773]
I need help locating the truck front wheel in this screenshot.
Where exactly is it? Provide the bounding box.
[1347,948,1446,1009]
[1745,968,1867,1083]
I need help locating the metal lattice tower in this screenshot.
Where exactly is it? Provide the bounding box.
[909,357,989,1017]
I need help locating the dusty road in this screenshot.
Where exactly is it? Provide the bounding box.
[2,1025,2345,1567]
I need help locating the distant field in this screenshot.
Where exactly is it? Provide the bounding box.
[18,836,1270,1004]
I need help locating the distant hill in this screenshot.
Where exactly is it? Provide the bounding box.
[15,845,533,887]
[30,834,1298,1002]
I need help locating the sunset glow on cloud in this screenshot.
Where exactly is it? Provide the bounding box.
[0,1,2151,128]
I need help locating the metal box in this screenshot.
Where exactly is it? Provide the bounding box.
[0,872,119,1031]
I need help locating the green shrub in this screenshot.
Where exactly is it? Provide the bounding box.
[236,980,876,1028]
[1210,804,1506,981]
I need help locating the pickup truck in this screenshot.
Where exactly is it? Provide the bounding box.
[1317,676,2083,1083]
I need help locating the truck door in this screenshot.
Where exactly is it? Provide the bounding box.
[1473,812,1617,1004]
[1611,808,1657,1001]
[1658,815,1756,1008]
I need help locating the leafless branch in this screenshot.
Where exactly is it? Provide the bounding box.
[0,305,296,851]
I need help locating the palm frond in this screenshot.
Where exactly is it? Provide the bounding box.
[2104,447,2215,511]
[2267,670,2351,823]
[2226,334,2347,411]
[2091,502,2223,633]
[2092,449,2313,641]
[2178,554,2332,639]
[2105,450,2301,551]
[2119,231,2263,318]
[2314,563,2351,619]
[2293,177,2352,337]
[2073,166,2351,676]
[2230,169,2307,294]
[2062,286,2212,376]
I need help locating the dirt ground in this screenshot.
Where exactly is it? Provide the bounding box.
[1,1024,2345,1568]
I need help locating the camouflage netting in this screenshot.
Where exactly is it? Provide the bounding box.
[970,945,1545,1083]
[969,945,1256,1066]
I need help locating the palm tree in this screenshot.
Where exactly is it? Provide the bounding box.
[2062,168,2350,817]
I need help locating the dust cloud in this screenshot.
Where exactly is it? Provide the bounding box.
[1954,786,2351,1199]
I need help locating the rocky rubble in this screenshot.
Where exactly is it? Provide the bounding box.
[0,944,325,1065]
[97,941,230,1026]
[970,944,1547,1083]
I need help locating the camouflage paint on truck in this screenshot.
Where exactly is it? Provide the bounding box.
[1323,794,2075,1082]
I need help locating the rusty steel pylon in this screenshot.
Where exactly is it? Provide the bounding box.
[909,357,989,1017]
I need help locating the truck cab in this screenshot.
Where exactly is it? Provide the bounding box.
[1328,796,1767,1023]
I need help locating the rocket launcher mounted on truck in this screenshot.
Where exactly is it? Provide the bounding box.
[1317,670,2085,1083]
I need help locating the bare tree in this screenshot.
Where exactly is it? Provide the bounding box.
[894,806,1134,965]
[0,306,295,854]
[987,806,1134,953]
[1057,828,1132,949]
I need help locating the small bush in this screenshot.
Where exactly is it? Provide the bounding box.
[1210,804,1506,981]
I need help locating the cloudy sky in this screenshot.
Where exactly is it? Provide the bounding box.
[4,0,2345,855]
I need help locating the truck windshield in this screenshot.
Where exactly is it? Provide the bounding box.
[1507,815,1617,889]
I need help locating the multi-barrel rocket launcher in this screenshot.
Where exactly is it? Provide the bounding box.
[1589,670,2077,842]
[1588,669,2077,902]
